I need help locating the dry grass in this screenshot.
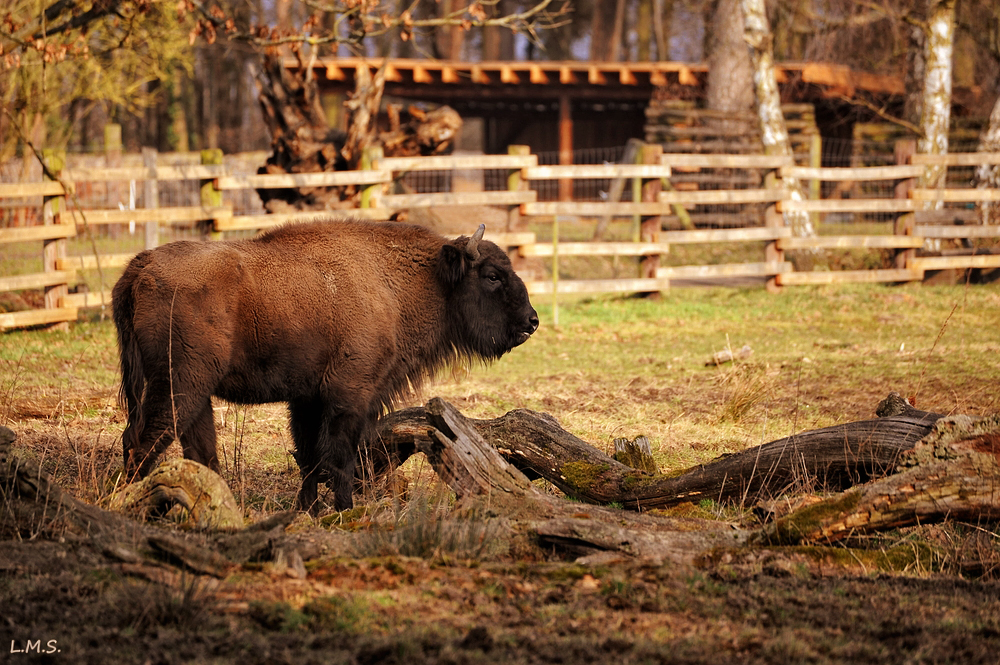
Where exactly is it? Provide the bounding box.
[3,282,1000,524]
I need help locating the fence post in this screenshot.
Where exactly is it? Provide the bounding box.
[894,139,918,273]
[507,144,530,231]
[41,149,69,322]
[808,132,822,230]
[200,148,223,241]
[360,144,384,209]
[142,147,159,249]
[764,168,785,294]
[640,143,663,296]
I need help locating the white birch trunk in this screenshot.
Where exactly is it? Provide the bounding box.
[740,0,814,237]
[975,93,1000,225]
[917,0,956,200]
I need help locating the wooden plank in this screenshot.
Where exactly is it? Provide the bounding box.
[0,224,77,244]
[215,170,392,190]
[484,232,537,246]
[377,154,537,172]
[910,188,1000,203]
[911,152,1000,166]
[63,289,114,308]
[520,242,671,258]
[659,154,794,169]
[63,206,232,225]
[0,270,76,292]
[909,255,1000,271]
[382,191,536,209]
[777,198,918,213]
[60,164,226,181]
[661,227,792,243]
[776,235,926,250]
[779,164,925,181]
[0,181,69,197]
[215,209,392,231]
[776,269,922,286]
[522,164,672,180]
[522,201,671,216]
[656,261,792,279]
[526,277,672,295]
[658,189,788,204]
[915,225,1000,239]
[913,209,979,224]
[0,306,78,331]
[56,253,135,271]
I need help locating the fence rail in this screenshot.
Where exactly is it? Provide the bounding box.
[2,146,999,330]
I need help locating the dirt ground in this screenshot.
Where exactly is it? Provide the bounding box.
[4,536,1000,665]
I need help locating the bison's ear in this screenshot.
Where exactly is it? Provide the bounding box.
[437,243,468,287]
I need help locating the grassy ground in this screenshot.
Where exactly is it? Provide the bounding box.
[3,282,1000,662]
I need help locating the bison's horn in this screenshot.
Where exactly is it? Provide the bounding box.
[466,224,485,260]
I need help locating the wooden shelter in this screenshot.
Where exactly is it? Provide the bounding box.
[293,57,907,160]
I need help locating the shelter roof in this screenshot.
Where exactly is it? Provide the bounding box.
[291,57,905,102]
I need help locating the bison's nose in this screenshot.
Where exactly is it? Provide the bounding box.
[527,311,539,335]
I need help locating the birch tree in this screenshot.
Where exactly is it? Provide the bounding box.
[916,0,956,194]
[740,0,814,237]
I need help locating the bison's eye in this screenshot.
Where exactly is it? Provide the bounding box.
[484,270,502,285]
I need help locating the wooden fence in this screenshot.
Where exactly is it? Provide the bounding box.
[2,146,1000,331]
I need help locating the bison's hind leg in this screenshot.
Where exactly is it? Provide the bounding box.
[289,399,362,514]
[126,379,216,479]
[179,399,220,473]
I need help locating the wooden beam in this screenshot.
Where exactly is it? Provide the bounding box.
[500,66,520,84]
[910,188,1000,203]
[587,66,607,85]
[649,69,667,86]
[776,269,922,285]
[0,270,76,292]
[522,202,671,216]
[523,164,672,179]
[619,67,638,85]
[412,65,433,83]
[0,224,76,244]
[909,255,1000,271]
[661,227,792,243]
[776,235,926,250]
[0,306,78,331]
[378,154,537,172]
[382,190,536,209]
[325,64,346,80]
[56,253,135,271]
[526,277,671,295]
[661,154,794,169]
[777,199,918,213]
[0,182,68,197]
[63,289,114,308]
[780,165,926,181]
[915,225,1000,239]
[656,261,792,279]
[441,66,459,83]
[658,189,789,204]
[520,242,671,258]
[215,170,391,190]
[911,152,1000,166]
[559,66,577,84]
[677,66,698,86]
[62,206,232,225]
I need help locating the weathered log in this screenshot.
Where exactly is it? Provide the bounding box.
[370,394,945,509]
[759,414,1000,545]
[415,400,750,564]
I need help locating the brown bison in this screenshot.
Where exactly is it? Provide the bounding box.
[112,220,538,512]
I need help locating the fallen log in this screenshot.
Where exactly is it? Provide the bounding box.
[759,413,1000,545]
[370,393,945,509]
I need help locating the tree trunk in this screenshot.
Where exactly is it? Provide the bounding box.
[975,92,1000,225]
[917,0,956,194]
[706,0,755,132]
[371,393,944,510]
[740,0,814,237]
[759,414,1000,545]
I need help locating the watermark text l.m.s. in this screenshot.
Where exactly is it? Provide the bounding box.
[10,640,60,654]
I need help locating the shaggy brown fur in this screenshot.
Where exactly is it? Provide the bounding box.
[112,220,537,512]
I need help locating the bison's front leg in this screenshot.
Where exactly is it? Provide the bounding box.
[289,399,362,514]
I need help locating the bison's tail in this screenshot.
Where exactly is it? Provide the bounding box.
[112,254,150,461]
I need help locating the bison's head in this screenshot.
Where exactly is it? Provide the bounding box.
[438,224,538,360]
